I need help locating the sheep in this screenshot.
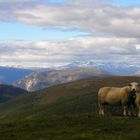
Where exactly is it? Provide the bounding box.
[98,82,139,116]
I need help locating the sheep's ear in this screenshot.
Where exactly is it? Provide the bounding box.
[138,83,140,86]
[128,83,131,86]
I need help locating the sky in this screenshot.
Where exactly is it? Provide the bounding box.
[0,0,140,68]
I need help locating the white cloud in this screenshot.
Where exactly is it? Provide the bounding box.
[8,1,140,38]
[0,0,140,37]
[0,0,140,68]
[0,37,140,68]
[0,0,39,3]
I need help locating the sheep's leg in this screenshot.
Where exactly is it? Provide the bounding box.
[138,106,140,118]
[128,110,131,116]
[132,104,137,116]
[99,104,104,116]
[127,105,132,116]
[101,106,104,116]
[123,105,127,116]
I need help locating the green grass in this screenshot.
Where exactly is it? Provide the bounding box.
[0,76,140,139]
[0,115,140,140]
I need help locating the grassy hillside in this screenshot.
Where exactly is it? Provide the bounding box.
[0,76,140,119]
[0,85,27,103]
[0,76,140,139]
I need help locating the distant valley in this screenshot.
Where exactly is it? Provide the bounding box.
[0,84,27,103]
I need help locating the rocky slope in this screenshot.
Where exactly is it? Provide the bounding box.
[13,67,111,91]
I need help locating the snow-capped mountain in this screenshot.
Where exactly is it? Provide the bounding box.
[63,60,140,75]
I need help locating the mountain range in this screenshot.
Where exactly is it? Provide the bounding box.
[13,67,111,91]
[0,66,33,84]
[0,60,140,93]
[63,60,140,75]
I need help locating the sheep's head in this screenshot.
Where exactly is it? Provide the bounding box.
[128,82,140,93]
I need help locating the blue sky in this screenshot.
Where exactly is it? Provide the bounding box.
[0,22,89,41]
[111,0,140,6]
[0,0,140,68]
[0,0,86,41]
[47,0,65,3]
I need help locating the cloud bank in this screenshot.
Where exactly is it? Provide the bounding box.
[0,37,140,68]
[0,0,140,68]
[5,0,140,37]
